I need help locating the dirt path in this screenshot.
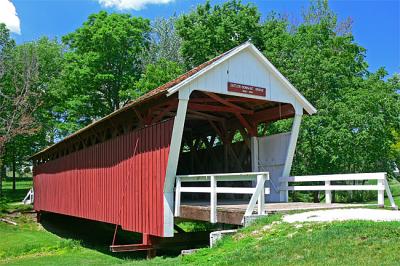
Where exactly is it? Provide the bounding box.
[283,208,400,223]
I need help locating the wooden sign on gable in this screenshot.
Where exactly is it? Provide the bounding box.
[227,82,266,97]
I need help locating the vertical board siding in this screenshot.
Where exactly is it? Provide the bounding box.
[33,119,174,237]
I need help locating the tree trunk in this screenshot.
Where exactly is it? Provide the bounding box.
[0,159,4,197]
[12,152,16,191]
[313,191,320,203]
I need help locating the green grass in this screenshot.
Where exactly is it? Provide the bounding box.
[0,215,130,266]
[181,216,400,266]
[1,178,33,213]
[2,212,400,266]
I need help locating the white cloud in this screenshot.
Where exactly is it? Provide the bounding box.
[98,0,175,10]
[0,0,20,34]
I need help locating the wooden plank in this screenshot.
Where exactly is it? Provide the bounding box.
[152,102,178,123]
[235,113,257,137]
[188,103,254,115]
[177,171,270,180]
[179,205,244,225]
[179,187,270,194]
[187,110,225,122]
[203,92,253,114]
[282,173,386,182]
[249,104,294,124]
[282,185,385,191]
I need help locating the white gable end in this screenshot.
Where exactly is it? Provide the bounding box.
[168,43,316,115]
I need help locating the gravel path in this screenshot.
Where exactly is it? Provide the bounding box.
[283,208,400,223]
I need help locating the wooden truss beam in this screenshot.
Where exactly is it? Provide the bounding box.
[235,113,257,137]
[202,92,254,114]
[190,97,264,103]
[187,110,226,122]
[188,103,254,115]
[249,104,295,124]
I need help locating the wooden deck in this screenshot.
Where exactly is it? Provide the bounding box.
[178,201,372,225]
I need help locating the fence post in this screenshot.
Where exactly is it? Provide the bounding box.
[257,174,265,215]
[383,174,398,210]
[174,177,181,217]
[377,178,385,207]
[210,175,217,223]
[325,180,332,204]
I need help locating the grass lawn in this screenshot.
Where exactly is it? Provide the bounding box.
[1,213,400,265]
[1,179,33,213]
[182,216,400,266]
[0,212,182,266]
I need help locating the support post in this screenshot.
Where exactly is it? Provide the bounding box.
[250,137,259,172]
[325,180,332,204]
[383,176,398,210]
[163,91,189,237]
[244,173,267,217]
[210,175,217,223]
[281,109,302,202]
[377,178,385,207]
[257,174,265,215]
[174,177,181,217]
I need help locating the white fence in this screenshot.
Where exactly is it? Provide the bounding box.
[22,188,34,205]
[174,172,270,223]
[280,172,397,209]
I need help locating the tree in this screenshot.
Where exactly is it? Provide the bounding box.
[0,26,41,196]
[132,58,184,98]
[58,11,150,133]
[176,0,262,68]
[142,16,183,67]
[261,1,399,201]
[4,38,64,191]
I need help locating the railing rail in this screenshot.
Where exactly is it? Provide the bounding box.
[279,172,397,209]
[174,172,270,224]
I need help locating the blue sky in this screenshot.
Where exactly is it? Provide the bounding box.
[2,0,399,76]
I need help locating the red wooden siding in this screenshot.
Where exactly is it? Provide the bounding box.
[33,119,174,237]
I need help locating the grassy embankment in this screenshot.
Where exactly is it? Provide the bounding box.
[2,212,400,265]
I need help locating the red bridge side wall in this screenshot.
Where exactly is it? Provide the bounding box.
[33,119,174,237]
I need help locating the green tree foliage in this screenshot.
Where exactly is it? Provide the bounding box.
[28,38,64,146]
[58,11,150,133]
[175,0,262,68]
[261,1,399,178]
[0,23,16,195]
[0,24,15,76]
[132,58,184,98]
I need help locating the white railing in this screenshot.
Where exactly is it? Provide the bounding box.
[174,172,270,223]
[280,172,398,209]
[22,188,34,205]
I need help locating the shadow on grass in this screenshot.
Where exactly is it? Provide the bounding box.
[40,212,184,260]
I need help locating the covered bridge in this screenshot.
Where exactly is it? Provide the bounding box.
[32,42,316,242]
